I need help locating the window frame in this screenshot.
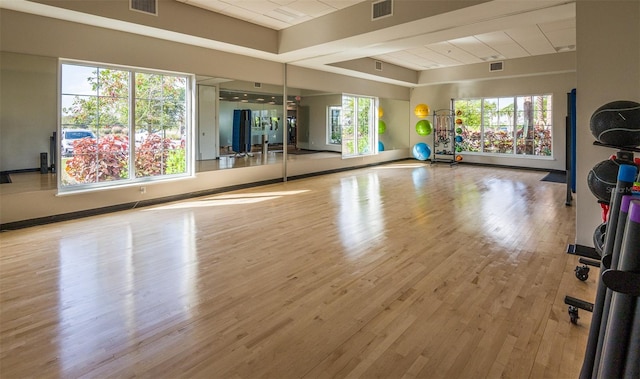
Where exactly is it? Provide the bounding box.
[58,59,194,194]
[453,94,553,158]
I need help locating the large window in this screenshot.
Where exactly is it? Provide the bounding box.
[60,62,191,192]
[454,95,552,156]
[341,94,377,157]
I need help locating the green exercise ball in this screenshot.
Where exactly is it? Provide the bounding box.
[378,120,387,134]
[415,119,433,136]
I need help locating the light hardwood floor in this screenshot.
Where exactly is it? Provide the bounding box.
[0,162,595,378]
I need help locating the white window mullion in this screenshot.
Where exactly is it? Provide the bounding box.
[512,96,517,154]
[130,71,136,179]
[480,99,485,153]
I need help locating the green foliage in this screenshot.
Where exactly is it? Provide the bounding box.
[63,68,130,129]
[341,95,373,156]
[135,73,186,135]
[166,148,186,174]
[134,134,179,177]
[330,131,342,144]
[344,140,355,155]
[61,65,186,138]
[454,99,482,130]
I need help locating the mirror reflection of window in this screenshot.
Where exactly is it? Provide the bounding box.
[327,106,342,145]
[341,94,377,158]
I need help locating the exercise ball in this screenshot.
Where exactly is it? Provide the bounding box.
[378,141,385,152]
[455,135,463,143]
[414,103,430,118]
[412,142,431,161]
[378,107,384,118]
[456,127,463,134]
[590,100,640,147]
[455,155,463,162]
[378,120,386,134]
[587,159,621,203]
[455,118,463,125]
[416,119,433,136]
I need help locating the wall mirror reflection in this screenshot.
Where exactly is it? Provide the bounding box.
[285,87,410,162]
[195,77,287,172]
[194,77,410,173]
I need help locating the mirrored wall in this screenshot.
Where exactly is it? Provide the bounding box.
[194,69,411,174]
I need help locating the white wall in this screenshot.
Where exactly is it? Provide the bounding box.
[0,52,57,171]
[287,66,409,101]
[410,71,576,171]
[575,0,640,247]
[30,0,279,54]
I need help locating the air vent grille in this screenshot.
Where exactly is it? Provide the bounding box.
[372,0,393,20]
[490,61,504,72]
[131,0,157,15]
[375,61,383,71]
[254,82,262,89]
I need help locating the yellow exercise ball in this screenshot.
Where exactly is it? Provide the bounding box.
[414,103,430,118]
[378,107,384,118]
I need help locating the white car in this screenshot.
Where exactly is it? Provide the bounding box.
[61,129,96,156]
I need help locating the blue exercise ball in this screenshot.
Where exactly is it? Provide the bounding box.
[455,135,463,143]
[412,142,431,161]
[378,141,385,151]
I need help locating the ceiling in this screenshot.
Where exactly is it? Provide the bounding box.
[179,0,576,72]
[1,0,576,86]
[178,0,369,30]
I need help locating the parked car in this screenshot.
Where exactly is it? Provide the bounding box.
[61,129,96,156]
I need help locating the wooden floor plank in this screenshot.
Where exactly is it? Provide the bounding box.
[0,162,593,378]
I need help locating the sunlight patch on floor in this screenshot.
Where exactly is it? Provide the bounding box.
[146,189,310,210]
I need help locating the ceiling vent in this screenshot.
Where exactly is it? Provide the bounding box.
[490,61,504,72]
[130,0,157,15]
[375,61,383,71]
[372,0,393,20]
[254,82,262,89]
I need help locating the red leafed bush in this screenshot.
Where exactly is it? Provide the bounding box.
[65,135,129,183]
[134,134,176,177]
